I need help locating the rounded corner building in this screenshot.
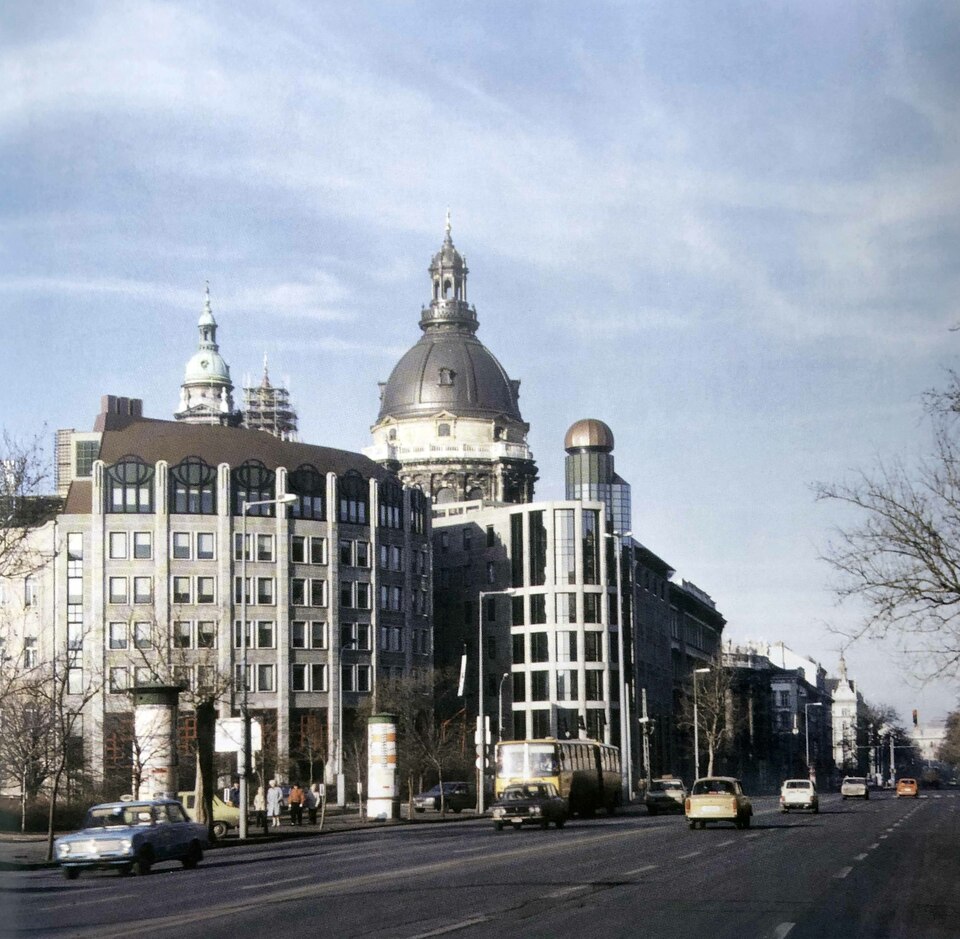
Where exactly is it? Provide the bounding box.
[367,216,538,505]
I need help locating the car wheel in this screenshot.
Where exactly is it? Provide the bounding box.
[555,817,566,829]
[453,807,463,814]
[118,864,132,877]
[212,821,228,840]
[494,821,503,832]
[743,813,751,829]
[540,819,549,830]
[813,805,819,814]
[182,842,203,870]
[63,867,80,881]
[781,808,787,814]
[132,849,153,876]
[647,806,657,816]
[414,808,425,814]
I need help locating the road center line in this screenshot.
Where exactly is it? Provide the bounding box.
[717,839,735,847]
[773,924,796,939]
[834,867,853,879]
[678,850,702,859]
[624,864,657,875]
[409,916,489,937]
[854,853,868,861]
[867,843,880,850]
[545,885,590,899]
[241,874,313,889]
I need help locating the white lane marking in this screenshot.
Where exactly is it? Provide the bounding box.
[624,864,657,875]
[834,866,853,879]
[717,839,735,847]
[545,885,590,899]
[879,834,889,839]
[678,850,702,859]
[38,893,137,912]
[773,924,796,939]
[241,874,313,889]
[746,832,762,839]
[867,843,880,850]
[409,916,489,937]
[854,853,868,861]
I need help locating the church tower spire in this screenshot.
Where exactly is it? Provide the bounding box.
[174,283,240,426]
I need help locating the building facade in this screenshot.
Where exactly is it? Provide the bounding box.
[7,396,431,795]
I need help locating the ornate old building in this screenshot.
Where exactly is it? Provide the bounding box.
[366,217,537,504]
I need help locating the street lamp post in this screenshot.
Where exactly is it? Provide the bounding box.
[337,638,358,806]
[692,667,711,780]
[497,672,510,742]
[804,701,823,775]
[477,589,515,814]
[239,492,297,840]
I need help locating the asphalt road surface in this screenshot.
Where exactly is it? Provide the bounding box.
[4,791,958,939]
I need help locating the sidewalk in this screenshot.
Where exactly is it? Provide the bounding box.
[0,806,479,872]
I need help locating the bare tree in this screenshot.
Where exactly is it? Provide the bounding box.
[678,660,735,778]
[936,710,960,770]
[815,378,960,684]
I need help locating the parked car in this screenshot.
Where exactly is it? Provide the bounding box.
[895,777,919,798]
[841,776,870,800]
[491,782,568,830]
[178,790,241,839]
[644,777,687,815]
[54,799,208,879]
[685,777,753,830]
[780,779,819,813]
[412,781,473,814]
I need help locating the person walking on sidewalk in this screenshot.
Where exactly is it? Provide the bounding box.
[266,779,284,828]
[288,783,305,825]
[304,783,318,825]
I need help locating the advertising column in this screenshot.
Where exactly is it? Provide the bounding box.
[131,684,182,800]
[367,713,399,820]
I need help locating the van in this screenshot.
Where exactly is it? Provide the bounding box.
[178,791,241,839]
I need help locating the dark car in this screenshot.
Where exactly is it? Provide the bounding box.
[491,782,568,831]
[412,781,473,813]
[54,799,208,879]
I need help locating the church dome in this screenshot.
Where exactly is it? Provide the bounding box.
[378,333,521,421]
[564,418,615,452]
[184,349,231,384]
[377,217,524,424]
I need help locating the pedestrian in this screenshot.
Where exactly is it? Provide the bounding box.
[229,783,240,808]
[288,782,305,825]
[266,778,284,828]
[253,785,267,834]
[305,782,318,825]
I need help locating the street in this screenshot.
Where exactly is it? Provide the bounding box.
[3,791,958,939]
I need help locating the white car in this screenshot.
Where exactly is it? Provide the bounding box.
[841,776,870,800]
[780,779,818,813]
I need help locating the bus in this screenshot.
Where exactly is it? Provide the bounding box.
[494,738,622,816]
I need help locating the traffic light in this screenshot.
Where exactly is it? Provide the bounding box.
[912,709,918,727]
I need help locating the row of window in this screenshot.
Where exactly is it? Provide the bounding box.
[511,669,605,703]
[511,630,604,664]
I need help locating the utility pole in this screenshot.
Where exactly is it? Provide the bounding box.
[640,687,652,791]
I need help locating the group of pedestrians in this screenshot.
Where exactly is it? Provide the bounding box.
[252,780,323,831]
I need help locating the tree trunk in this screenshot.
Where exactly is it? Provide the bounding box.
[195,701,216,833]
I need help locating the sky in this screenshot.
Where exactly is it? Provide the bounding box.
[2,1,959,729]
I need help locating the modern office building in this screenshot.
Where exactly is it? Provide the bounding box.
[367,217,538,505]
[9,394,431,795]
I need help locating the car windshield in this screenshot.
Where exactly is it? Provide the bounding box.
[785,781,812,790]
[844,778,866,785]
[692,779,735,795]
[85,805,153,828]
[503,784,552,800]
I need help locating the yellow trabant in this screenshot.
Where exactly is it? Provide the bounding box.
[685,776,753,830]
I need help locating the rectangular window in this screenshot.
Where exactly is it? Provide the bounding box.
[133,531,152,559]
[291,536,306,563]
[554,509,576,585]
[584,632,602,662]
[197,621,216,649]
[108,577,128,604]
[391,545,402,571]
[172,532,191,559]
[310,579,326,607]
[108,532,127,559]
[109,621,127,650]
[291,663,307,692]
[512,672,526,702]
[310,537,326,564]
[257,620,275,649]
[557,631,578,663]
[134,622,151,650]
[340,539,353,565]
[256,534,274,562]
[530,632,549,663]
[582,510,599,584]
[67,618,83,651]
[197,576,216,604]
[292,620,307,649]
[356,664,371,693]
[530,670,549,701]
[583,593,601,624]
[291,578,306,605]
[23,637,38,667]
[486,561,496,584]
[172,576,191,604]
[174,621,192,649]
[555,593,576,624]
[512,634,525,664]
[462,528,472,551]
[172,665,192,690]
[133,576,152,604]
[585,671,603,701]
[529,510,547,586]
[356,541,369,567]
[233,620,254,649]
[557,670,578,702]
[530,594,546,625]
[67,667,83,695]
[486,525,495,547]
[355,582,370,610]
[340,582,354,608]
[109,667,128,693]
[256,577,274,605]
[510,513,524,588]
[134,665,153,686]
[341,663,355,692]
[311,663,328,691]
[234,664,252,692]
[311,621,327,648]
[197,532,215,560]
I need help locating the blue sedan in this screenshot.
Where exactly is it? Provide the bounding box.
[55,799,209,879]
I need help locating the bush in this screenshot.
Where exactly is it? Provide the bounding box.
[0,797,92,833]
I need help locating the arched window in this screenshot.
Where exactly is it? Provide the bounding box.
[378,477,403,530]
[409,487,427,534]
[435,487,456,504]
[437,423,451,438]
[169,457,217,514]
[338,471,368,525]
[289,463,326,520]
[443,278,453,299]
[231,461,276,516]
[106,456,154,514]
[467,486,484,501]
